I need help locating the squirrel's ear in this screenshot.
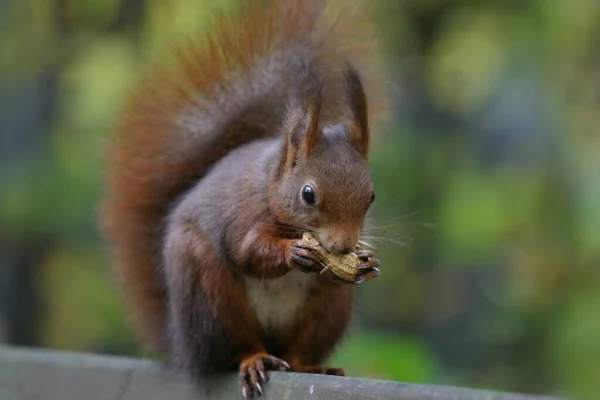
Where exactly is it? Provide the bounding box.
[343,63,369,159]
[295,58,323,158]
[279,60,323,173]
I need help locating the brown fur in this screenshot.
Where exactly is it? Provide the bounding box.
[99,0,389,396]
[282,279,354,367]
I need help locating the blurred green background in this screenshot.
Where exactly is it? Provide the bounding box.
[1,0,599,399]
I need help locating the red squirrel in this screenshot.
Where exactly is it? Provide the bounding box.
[100,0,389,397]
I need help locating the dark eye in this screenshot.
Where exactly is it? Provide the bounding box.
[370,191,375,204]
[302,185,316,205]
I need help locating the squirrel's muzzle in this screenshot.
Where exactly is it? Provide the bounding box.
[317,225,360,255]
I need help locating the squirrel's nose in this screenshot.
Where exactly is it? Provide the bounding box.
[338,247,352,254]
[327,240,354,255]
[319,227,358,255]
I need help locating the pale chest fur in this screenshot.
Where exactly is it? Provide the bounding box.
[244,270,316,333]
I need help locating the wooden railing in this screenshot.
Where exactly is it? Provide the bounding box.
[0,345,569,399]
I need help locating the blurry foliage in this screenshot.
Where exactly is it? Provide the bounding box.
[1,0,599,399]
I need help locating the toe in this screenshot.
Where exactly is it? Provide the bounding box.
[355,267,380,283]
[241,378,253,398]
[355,250,374,260]
[248,366,259,388]
[330,368,346,376]
[254,358,268,382]
[264,355,290,371]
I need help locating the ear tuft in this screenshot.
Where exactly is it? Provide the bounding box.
[278,57,324,174]
[343,62,369,158]
[296,57,323,156]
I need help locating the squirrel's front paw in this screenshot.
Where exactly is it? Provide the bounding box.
[287,239,325,273]
[353,249,381,284]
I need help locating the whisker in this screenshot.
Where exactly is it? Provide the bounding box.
[364,221,432,230]
[361,235,410,248]
[358,240,377,249]
[361,225,405,232]
[371,210,422,221]
[379,231,415,242]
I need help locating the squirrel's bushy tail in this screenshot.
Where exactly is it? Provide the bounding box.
[100,0,389,351]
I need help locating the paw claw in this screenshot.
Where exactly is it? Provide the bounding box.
[353,266,380,284]
[356,257,380,270]
[354,249,375,261]
[259,370,267,382]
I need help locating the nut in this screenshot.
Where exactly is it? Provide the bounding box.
[302,232,365,282]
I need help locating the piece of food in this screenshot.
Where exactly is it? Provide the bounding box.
[302,232,377,283]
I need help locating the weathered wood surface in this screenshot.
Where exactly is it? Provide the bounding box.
[0,345,568,400]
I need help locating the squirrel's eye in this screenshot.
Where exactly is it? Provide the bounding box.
[301,185,316,206]
[370,191,375,204]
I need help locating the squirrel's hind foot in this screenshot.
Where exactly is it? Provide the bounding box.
[239,352,290,398]
[290,365,347,376]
